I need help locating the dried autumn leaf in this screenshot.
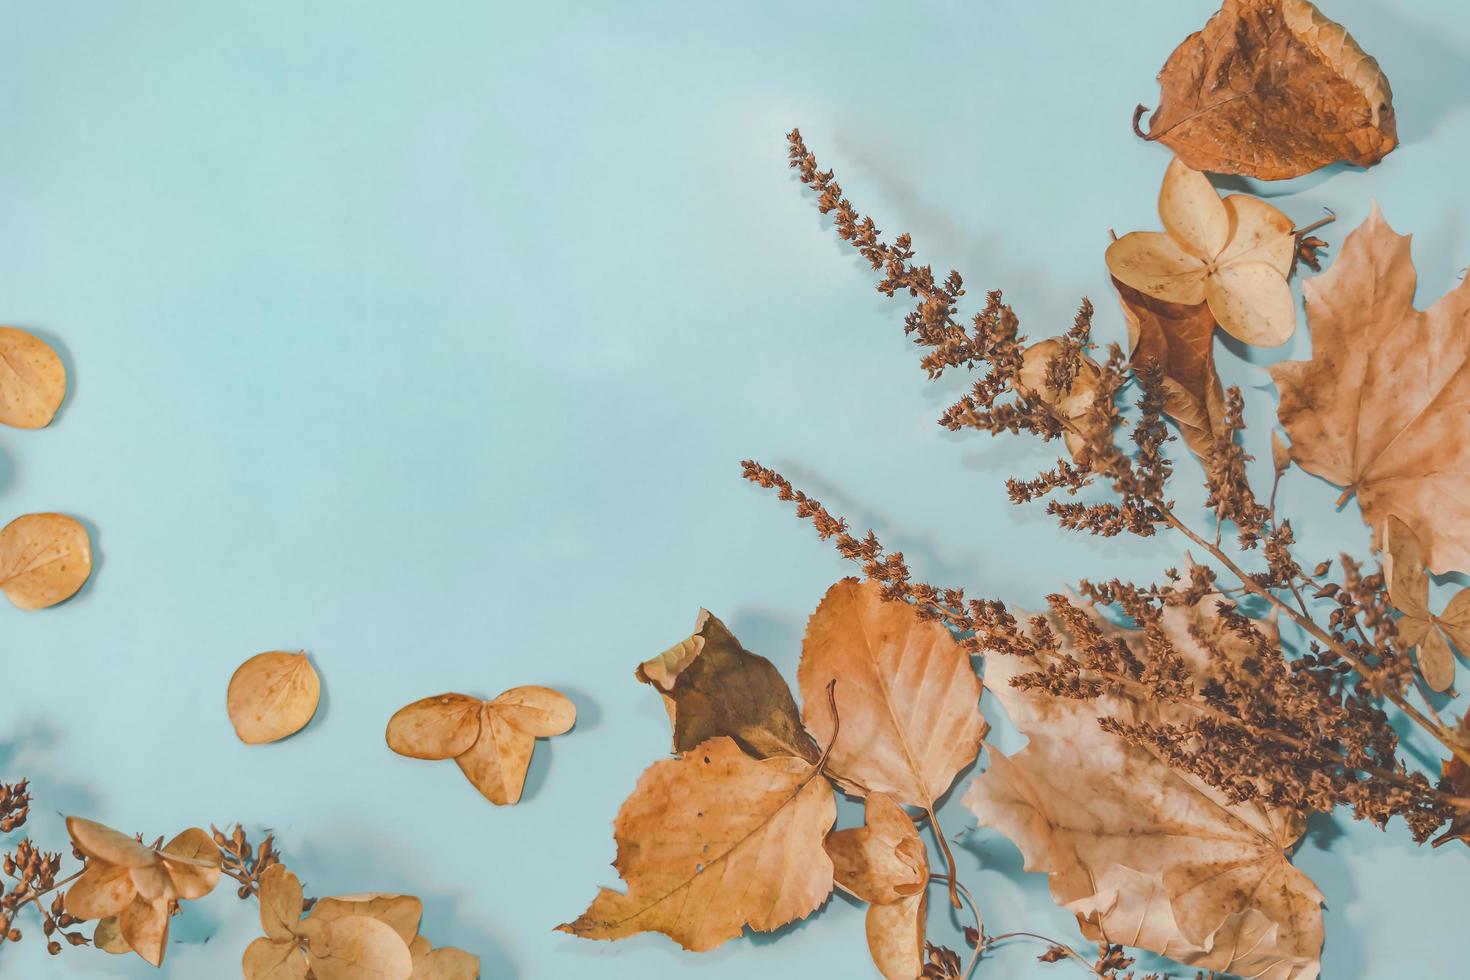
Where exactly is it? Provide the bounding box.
[386,686,575,805]
[965,599,1323,979]
[409,935,480,980]
[298,914,414,980]
[0,326,66,428]
[93,916,130,955]
[227,651,322,745]
[1107,159,1296,347]
[558,735,836,950]
[0,512,92,610]
[826,792,928,980]
[636,608,819,762]
[1115,277,1226,459]
[798,578,986,810]
[1141,0,1396,179]
[1272,206,1470,574]
[1385,516,1466,692]
[1017,339,1106,460]
[311,893,423,945]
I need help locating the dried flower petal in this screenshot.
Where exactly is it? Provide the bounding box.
[0,512,92,610]
[0,326,66,429]
[227,652,322,745]
[385,694,483,760]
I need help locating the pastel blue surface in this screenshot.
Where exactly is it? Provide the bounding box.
[1,1,1467,977]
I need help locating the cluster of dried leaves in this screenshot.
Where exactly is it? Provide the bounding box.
[0,798,479,977]
[0,327,92,610]
[562,2,1470,976]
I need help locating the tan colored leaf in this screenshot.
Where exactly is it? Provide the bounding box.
[965,599,1323,979]
[65,861,135,920]
[1116,277,1226,459]
[0,513,92,610]
[387,687,575,806]
[300,914,414,980]
[1436,589,1470,662]
[558,735,835,950]
[311,893,423,946]
[798,578,986,809]
[258,864,305,942]
[1273,207,1470,574]
[1418,628,1456,693]
[1141,0,1396,179]
[243,936,310,980]
[158,827,222,900]
[488,685,576,738]
[826,793,928,980]
[227,652,321,744]
[94,916,131,955]
[409,939,480,980]
[119,894,171,967]
[0,326,66,428]
[636,609,818,762]
[385,694,483,759]
[66,816,156,868]
[1107,159,1296,347]
[1385,517,1464,692]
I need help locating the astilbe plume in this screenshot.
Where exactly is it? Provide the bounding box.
[747,129,1470,844]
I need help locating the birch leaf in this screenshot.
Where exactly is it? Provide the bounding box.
[0,326,66,429]
[1141,0,1396,179]
[965,601,1323,979]
[557,736,835,951]
[1273,206,1470,574]
[0,512,92,610]
[636,608,819,762]
[798,578,986,810]
[826,792,928,980]
[227,652,321,744]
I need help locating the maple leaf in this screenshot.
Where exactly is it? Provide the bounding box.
[636,608,820,763]
[965,597,1324,980]
[1114,278,1226,460]
[557,735,835,950]
[1107,158,1296,347]
[1384,516,1468,692]
[826,792,928,980]
[1272,206,1470,575]
[1140,0,1396,180]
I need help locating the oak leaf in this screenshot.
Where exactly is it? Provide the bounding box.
[228,651,322,744]
[1115,277,1226,459]
[1106,158,1296,347]
[386,686,575,805]
[1272,206,1470,574]
[826,792,928,980]
[0,326,66,429]
[965,599,1323,979]
[557,735,836,950]
[0,512,93,610]
[64,817,222,967]
[637,608,819,763]
[798,578,986,811]
[1141,0,1396,180]
[1385,516,1467,692]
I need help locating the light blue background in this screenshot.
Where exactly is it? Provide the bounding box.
[1,1,1466,977]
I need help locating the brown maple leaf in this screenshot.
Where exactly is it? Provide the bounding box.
[636,608,820,763]
[1139,0,1396,180]
[1272,206,1470,575]
[965,597,1323,979]
[557,736,835,950]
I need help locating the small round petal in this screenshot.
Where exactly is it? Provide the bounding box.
[1204,261,1297,347]
[228,652,322,745]
[0,513,93,610]
[1385,516,1431,620]
[0,326,66,429]
[243,936,310,980]
[455,706,536,806]
[1105,232,1209,305]
[94,916,131,955]
[310,894,423,946]
[119,894,171,968]
[411,944,480,979]
[64,861,136,920]
[1436,588,1470,655]
[1159,158,1229,260]
[259,865,305,941]
[161,827,223,899]
[65,817,158,868]
[490,685,577,737]
[385,694,483,760]
[302,914,414,980]
[1219,195,1296,273]
[1419,627,1456,692]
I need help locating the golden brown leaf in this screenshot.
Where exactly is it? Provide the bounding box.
[386,686,575,806]
[243,936,310,980]
[636,608,819,762]
[798,578,986,809]
[826,792,928,980]
[0,512,92,610]
[557,735,835,951]
[258,864,305,942]
[1115,277,1226,459]
[119,895,171,967]
[1107,159,1296,347]
[1273,206,1470,574]
[1141,0,1396,179]
[0,326,66,429]
[965,600,1323,979]
[93,916,131,955]
[409,935,481,980]
[311,894,423,945]
[1385,516,1464,692]
[227,652,322,745]
[298,914,414,980]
